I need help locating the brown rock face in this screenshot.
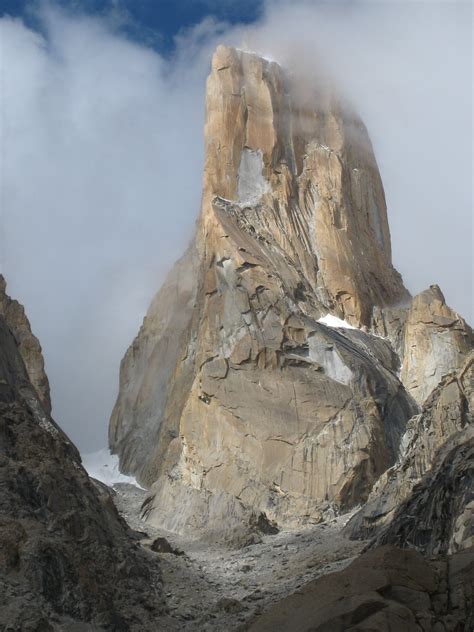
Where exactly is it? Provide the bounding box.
[0,275,51,414]
[400,285,472,405]
[201,45,409,325]
[109,46,420,541]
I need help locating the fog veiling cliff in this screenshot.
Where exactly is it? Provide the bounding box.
[109,46,473,544]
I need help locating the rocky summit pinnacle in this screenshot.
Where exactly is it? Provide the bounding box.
[201,45,409,325]
[109,45,470,547]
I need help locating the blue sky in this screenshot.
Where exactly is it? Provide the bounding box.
[1,0,264,52]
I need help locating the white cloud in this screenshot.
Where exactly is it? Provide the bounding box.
[1,1,471,450]
[1,6,210,450]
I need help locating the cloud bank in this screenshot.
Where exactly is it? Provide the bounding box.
[1,1,471,451]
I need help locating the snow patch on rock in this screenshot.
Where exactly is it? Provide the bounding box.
[238,148,270,205]
[82,448,145,489]
[318,314,357,330]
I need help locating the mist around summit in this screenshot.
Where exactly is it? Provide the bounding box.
[0,1,471,451]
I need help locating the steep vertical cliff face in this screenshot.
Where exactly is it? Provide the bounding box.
[0,275,51,414]
[200,46,409,325]
[109,45,471,542]
[110,245,200,480]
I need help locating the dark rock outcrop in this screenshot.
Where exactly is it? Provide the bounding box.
[0,309,165,630]
[372,437,474,555]
[150,536,185,556]
[0,274,51,413]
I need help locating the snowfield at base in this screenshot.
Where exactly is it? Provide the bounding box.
[82,448,145,489]
[318,314,357,329]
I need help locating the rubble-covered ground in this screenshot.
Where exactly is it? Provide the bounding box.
[112,482,365,631]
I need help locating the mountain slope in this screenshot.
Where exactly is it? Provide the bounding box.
[0,280,165,630]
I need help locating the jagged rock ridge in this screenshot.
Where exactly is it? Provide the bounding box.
[347,352,474,552]
[109,45,472,545]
